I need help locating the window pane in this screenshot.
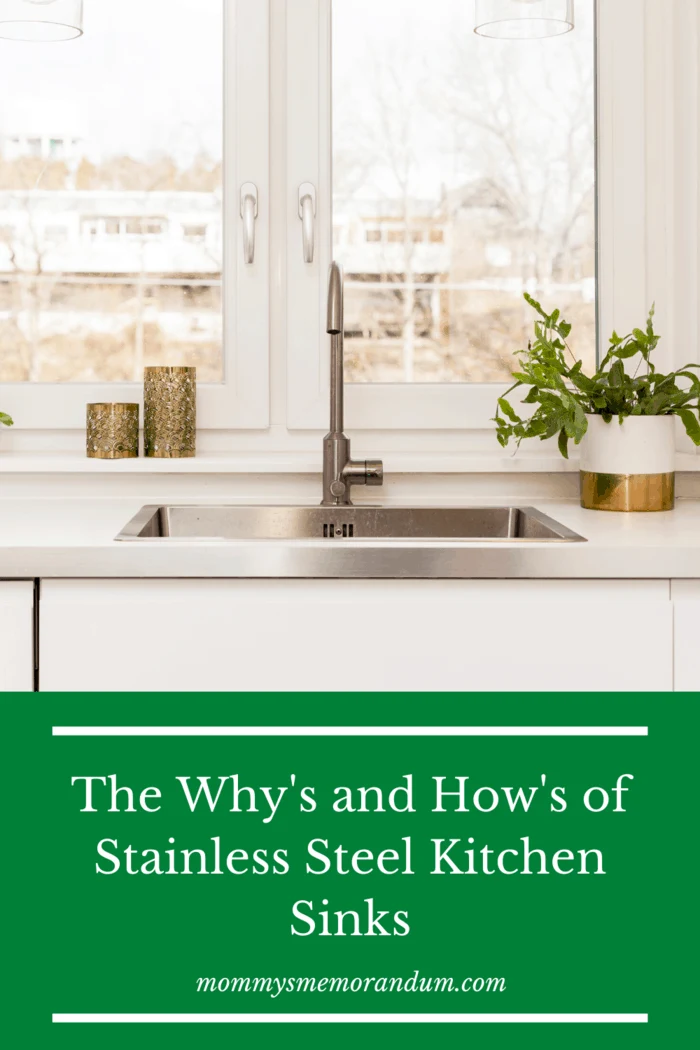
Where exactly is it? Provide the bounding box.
[333,0,596,384]
[0,0,223,383]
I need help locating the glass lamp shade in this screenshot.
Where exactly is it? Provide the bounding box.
[475,0,574,39]
[0,0,83,41]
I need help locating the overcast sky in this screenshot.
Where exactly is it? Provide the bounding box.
[0,0,223,165]
[333,0,595,199]
[0,0,593,195]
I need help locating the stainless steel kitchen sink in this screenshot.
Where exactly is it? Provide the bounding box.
[116,505,585,543]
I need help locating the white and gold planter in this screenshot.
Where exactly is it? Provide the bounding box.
[579,415,676,512]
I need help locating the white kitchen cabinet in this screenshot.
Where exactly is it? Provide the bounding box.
[0,581,35,691]
[672,581,700,690]
[40,579,673,692]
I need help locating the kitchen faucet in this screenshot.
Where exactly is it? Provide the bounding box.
[322,262,384,506]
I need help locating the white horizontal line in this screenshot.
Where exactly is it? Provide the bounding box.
[2,275,221,288]
[52,726,648,738]
[52,1014,649,1024]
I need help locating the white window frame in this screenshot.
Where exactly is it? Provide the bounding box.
[0,0,697,462]
[284,0,699,447]
[0,0,270,430]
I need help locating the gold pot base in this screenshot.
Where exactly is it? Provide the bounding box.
[580,471,675,512]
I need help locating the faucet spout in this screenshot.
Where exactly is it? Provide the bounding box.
[327,260,344,336]
[327,262,345,436]
[322,262,384,506]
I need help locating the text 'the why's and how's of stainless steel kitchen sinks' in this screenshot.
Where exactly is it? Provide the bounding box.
[116,506,586,543]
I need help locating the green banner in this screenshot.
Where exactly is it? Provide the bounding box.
[3,694,696,1048]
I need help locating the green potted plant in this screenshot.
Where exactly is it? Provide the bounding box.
[0,411,12,435]
[493,295,700,512]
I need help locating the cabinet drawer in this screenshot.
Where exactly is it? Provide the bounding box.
[0,581,35,692]
[40,579,673,692]
[672,581,700,691]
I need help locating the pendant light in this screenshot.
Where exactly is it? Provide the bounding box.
[0,0,83,42]
[475,0,574,39]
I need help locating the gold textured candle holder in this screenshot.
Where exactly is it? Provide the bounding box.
[144,366,196,458]
[86,403,139,459]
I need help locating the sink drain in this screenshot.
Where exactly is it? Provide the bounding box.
[322,523,355,538]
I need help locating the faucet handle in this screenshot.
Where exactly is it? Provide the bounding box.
[364,460,384,486]
[341,459,384,491]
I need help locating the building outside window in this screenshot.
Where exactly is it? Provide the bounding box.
[0,0,693,450]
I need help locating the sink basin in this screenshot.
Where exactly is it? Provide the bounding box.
[116,505,585,543]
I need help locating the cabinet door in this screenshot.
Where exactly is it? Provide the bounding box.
[40,579,673,693]
[0,582,35,692]
[672,581,700,691]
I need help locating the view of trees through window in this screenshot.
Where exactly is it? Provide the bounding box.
[0,1,595,390]
[0,0,223,384]
[333,0,596,384]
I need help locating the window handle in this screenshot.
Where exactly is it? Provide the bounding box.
[298,183,316,263]
[240,183,258,265]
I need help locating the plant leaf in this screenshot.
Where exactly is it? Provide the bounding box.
[678,409,700,446]
[558,428,570,459]
[494,296,700,458]
[497,398,521,423]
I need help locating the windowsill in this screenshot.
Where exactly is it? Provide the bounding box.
[0,450,698,475]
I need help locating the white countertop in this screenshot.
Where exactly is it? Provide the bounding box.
[1,495,700,578]
[1,449,698,475]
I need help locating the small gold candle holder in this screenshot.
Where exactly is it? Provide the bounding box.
[144,366,196,458]
[86,403,139,459]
